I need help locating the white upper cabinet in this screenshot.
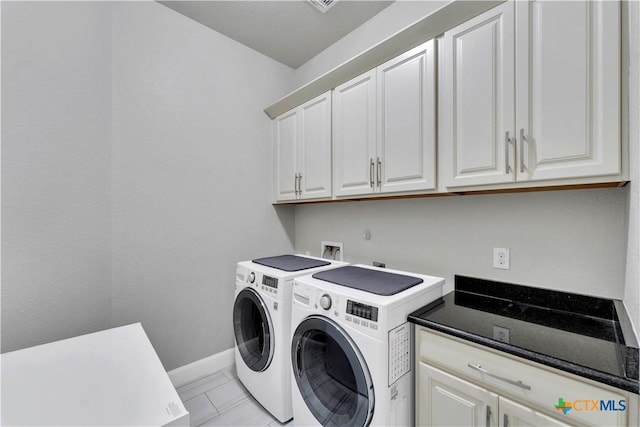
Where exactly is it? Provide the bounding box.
[274,110,298,201]
[515,0,620,182]
[441,2,516,188]
[333,40,437,197]
[333,70,377,197]
[298,93,332,199]
[441,0,621,189]
[377,40,437,193]
[274,91,332,202]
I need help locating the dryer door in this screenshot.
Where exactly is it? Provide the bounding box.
[233,288,274,372]
[291,315,374,427]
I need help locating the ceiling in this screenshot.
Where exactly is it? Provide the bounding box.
[159,1,395,69]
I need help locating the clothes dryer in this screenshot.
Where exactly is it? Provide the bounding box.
[289,264,444,427]
[233,255,346,423]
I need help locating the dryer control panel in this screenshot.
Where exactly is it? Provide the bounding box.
[346,300,378,322]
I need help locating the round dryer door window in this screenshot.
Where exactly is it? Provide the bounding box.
[233,288,274,372]
[291,315,374,427]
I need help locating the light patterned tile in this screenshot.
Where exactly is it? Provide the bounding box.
[199,397,273,427]
[183,394,219,426]
[205,378,251,413]
[266,419,293,426]
[221,364,238,381]
[177,371,229,402]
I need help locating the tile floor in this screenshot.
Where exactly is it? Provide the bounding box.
[176,365,292,427]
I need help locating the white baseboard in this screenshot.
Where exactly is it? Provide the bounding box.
[168,348,235,388]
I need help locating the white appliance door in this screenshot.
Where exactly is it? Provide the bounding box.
[233,288,274,372]
[291,315,374,427]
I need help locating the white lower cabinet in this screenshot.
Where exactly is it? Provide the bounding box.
[499,396,572,427]
[418,362,499,427]
[416,327,637,427]
[418,363,572,427]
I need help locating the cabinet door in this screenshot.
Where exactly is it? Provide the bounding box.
[441,1,516,188]
[417,362,499,427]
[377,40,437,193]
[273,109,298,201]
[515,0,620,181]
[333,70,377,197]
[299,92,332,200]
[499,396,574,427]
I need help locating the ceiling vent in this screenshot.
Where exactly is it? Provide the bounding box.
[308,0,338,13]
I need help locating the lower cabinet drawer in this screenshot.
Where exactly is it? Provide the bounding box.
[418,328,629,426]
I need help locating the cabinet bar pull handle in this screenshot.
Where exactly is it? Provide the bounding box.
[376,157,381,188]
[295,173,299,196]
[519,128,526,174]
[505,131,511,173]
[504,414,509,427]
[467,363,531,390]
[486,405,492,427]
[370,159,374,188]
[298,173,302,195]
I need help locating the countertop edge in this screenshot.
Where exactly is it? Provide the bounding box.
[409,315,640,395]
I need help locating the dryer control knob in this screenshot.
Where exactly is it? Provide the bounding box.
[320,294,332,310]
[248,272,256,284]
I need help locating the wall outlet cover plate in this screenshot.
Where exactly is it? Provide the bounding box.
[493,247,510,270]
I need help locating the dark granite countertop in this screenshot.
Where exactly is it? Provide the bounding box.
[408,275,639,394]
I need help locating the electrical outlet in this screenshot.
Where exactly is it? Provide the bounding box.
[493,326,510,343]
[321,241,343,261]
[493,247,510,270]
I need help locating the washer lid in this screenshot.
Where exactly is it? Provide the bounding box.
[252,255,330,272]
[312,265,423,296]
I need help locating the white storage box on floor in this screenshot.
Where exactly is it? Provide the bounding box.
[1,323,189,426]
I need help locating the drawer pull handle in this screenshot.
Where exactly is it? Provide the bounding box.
[467,363,532,390]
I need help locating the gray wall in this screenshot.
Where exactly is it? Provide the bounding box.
[2,1,296,370]
[295,188,628,299]
[110,2,294,370]
[1,1,113,352]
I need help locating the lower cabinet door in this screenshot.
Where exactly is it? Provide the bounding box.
[499,396,574,427]
[418,362,499,427]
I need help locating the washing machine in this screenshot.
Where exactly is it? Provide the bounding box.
[289,264,444,427]
[233,254,347,423]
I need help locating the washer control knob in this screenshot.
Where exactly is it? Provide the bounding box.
[320,294,332,310]
[248,272,256,284]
